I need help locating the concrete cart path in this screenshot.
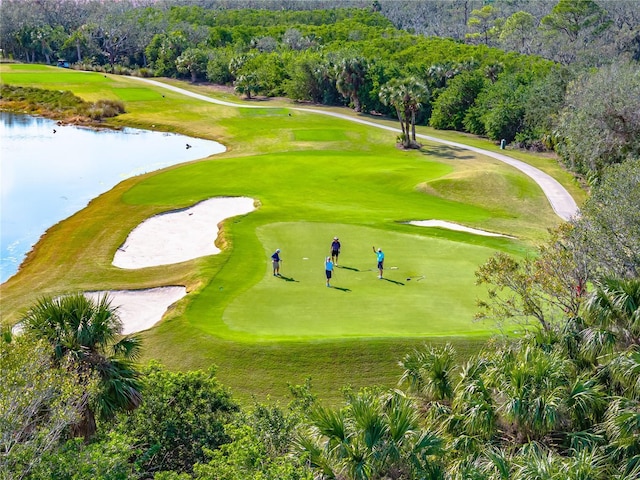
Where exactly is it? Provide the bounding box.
[131,77,578,221]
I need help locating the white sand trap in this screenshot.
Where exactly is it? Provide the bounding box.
[408,220,514,238]
[85,286,187,334]
[113,196,256,269]
[11,286,187,336]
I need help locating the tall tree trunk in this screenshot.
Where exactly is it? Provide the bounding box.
[403,118,411,148]
[352,94,361,112]
[395,107,406,141]
[411,111,416,142]
[76,39,82,62]
[72,403,97,442]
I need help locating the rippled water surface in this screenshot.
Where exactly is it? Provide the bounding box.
[0,113,225,283]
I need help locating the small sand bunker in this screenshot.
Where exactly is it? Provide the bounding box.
[11,286,187,336]
[85,286,187,334]
[113,197,256,269]
[408,220,514,238]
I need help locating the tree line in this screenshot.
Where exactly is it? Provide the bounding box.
[1,1,639,179]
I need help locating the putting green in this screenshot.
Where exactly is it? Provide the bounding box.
[213,222,502,340]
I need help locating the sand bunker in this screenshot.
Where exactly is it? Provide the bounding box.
[408,220,514,238]
[113,196,256,269]
[85,286,187,334]
[102,196,256,333]
[11,286,187,336]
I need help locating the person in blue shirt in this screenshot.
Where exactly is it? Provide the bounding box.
[372,246,384,279]
[325,256,334,287]
[271,248,282,276]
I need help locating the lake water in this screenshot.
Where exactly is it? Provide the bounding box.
[0,112,226,284]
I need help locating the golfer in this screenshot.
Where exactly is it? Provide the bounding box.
[372,246,384,279]
[331,237,341,265]
[271,248,282,276]
[325,256,334,287]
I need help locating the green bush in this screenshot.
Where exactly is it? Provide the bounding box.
[114,362,239,476]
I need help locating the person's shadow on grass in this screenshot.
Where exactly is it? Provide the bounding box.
[277,275,298,282]
[382,278,405,286]
[336,265,360,272]
[330,286,351,292]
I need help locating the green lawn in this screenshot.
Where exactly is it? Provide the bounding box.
[0,64,577,404]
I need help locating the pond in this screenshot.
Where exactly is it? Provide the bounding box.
[0,112,226,284]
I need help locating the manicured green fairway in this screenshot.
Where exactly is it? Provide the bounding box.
[0,64,578,404]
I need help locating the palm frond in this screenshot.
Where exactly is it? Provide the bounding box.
[112,335,143,360]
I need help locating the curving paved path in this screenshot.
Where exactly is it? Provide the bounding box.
[130,77,578,221]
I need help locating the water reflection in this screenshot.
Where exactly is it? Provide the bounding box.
[0,112,226,283]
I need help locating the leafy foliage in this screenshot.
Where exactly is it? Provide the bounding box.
[115,362,238,476]
[195,401,310,480]
[429,72,486,131]
[555,62,640,177]
[0,335,90,478]
[27,433,134,480]
[571,159,640,278]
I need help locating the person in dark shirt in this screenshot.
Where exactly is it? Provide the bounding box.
[331,237,341,266]
[271,248,282,276]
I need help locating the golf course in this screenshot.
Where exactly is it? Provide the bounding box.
[0,63,584,404]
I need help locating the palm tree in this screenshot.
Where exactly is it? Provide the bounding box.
[483,62,504,83]
[488,345,571,443]
[426,62,463,90]
[379,77,429,149]
[606,350,640,400]
[565,374,608,431]
[600,398,640,476]
[452,356,497,440]
[335,55,367,112]
[21,292,142,440]
[584,277,640,348]
[512,445,562,480]
[399,343,455,402]
[234,73,260,99]
[297,389,444,479]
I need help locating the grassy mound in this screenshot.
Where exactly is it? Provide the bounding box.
[0,83,125,123]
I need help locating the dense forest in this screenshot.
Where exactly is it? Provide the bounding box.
[2,1,640,479]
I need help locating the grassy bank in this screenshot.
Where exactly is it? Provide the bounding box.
[0,82,125,125]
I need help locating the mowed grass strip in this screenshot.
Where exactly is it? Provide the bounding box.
[1,64,572,403]
[141,321,489,406]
